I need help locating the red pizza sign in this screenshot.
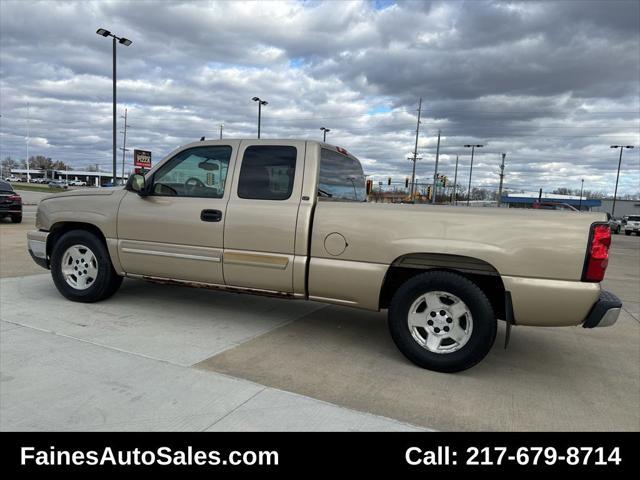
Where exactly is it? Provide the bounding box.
[133,149,152,169]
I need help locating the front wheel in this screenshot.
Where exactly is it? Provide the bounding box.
[388,271,497,372]
[11,214,22,223]
[625,231,631,236]
[50,230,123,302]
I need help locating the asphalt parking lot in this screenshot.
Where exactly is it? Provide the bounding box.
[1,204,639,431]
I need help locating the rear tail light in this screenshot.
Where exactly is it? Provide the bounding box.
[582,223,611,282]
[8,194,21,203]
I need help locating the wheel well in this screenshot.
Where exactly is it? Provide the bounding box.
[46,222,108,256]
[379,254,507,320]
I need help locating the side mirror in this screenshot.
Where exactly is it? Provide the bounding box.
[126,174,147,196]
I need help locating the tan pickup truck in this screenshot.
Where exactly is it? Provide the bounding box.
[27,139,621,372]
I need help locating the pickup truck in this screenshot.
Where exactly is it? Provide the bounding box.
[27,139,622,372]
[624,215,640,236]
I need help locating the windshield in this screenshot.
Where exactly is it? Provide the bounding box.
[628,216,640,222]
[318,148,366,201]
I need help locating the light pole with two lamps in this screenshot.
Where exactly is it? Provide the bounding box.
[96,28,132,184]
[252,97,268,138]
[320,127,331,142]
[610,145,634,217]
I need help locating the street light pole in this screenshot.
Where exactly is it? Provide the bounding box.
[610,145,634,217]
[25,103,30,182]
[452,155,459,205]
[112,36,116,184]
[464,144,483,206]
[96,28,132,184]
[219,123,223,140]
[579,179,584,211]
[252,97,268,138]
[320,127,330,142]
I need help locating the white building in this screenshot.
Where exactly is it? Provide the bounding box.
[8,169,128,186]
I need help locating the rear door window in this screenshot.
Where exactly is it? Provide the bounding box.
[237,146,297,200]
[318,148,366,201]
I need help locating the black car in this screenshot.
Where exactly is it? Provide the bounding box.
[0,180,22,223]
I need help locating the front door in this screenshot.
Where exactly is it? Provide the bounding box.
[223,140,306,292]
[117,142,238,284]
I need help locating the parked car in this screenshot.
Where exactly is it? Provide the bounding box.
[624,215,640,236]
[26,139,622,372]
[48,180,68,189]
[70,180,87,187]
[0,179,22,223]
[4,176,20,183]
[609,216,623,234]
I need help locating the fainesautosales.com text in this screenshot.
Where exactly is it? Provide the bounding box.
[20,446,279,467]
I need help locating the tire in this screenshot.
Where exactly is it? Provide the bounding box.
[11,214,22,223]
[625,231,631,236]
[388,271,497,373]
[50,229,123,302]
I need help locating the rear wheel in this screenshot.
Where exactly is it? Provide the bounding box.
[11,214,22,223]
[50,230,122,302]
[388,271,497,372]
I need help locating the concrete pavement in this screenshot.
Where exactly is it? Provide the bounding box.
[200,233,640,431]
[1,212,638,431]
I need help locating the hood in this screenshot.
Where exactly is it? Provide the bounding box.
[41,187,123,202]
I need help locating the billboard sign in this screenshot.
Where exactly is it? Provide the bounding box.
[133,149,152,169]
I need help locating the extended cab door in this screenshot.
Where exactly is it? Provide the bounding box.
[223,140,306,293]
[116,141,239,284]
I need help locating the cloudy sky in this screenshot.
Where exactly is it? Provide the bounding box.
[1,0,639,195]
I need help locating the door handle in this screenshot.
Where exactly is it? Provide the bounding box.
[201,209,222,222]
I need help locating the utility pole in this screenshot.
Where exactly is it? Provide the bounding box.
[579,179,584,211]
[431,129,441,204]
[119,108,130,183]
[26,103,30,182]
[452,155,459,205]
[497,153,506,206]
[219,123,223,140]
[410,97,422,200]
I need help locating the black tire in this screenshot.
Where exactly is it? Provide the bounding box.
[11,214,22,223]
[388,270,497,373]
[625,231,631,236]
[50,229,123,302]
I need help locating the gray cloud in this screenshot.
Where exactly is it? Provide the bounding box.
[0,0,638,195]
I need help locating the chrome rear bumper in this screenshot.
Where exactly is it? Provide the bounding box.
[582,290,622,328]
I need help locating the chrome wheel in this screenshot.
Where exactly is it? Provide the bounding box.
[407,291,473,354]
[60,244,98,290]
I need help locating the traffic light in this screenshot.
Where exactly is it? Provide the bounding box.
[405,178,409,188]
[427,185,432,200]
[388,177,391,186]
